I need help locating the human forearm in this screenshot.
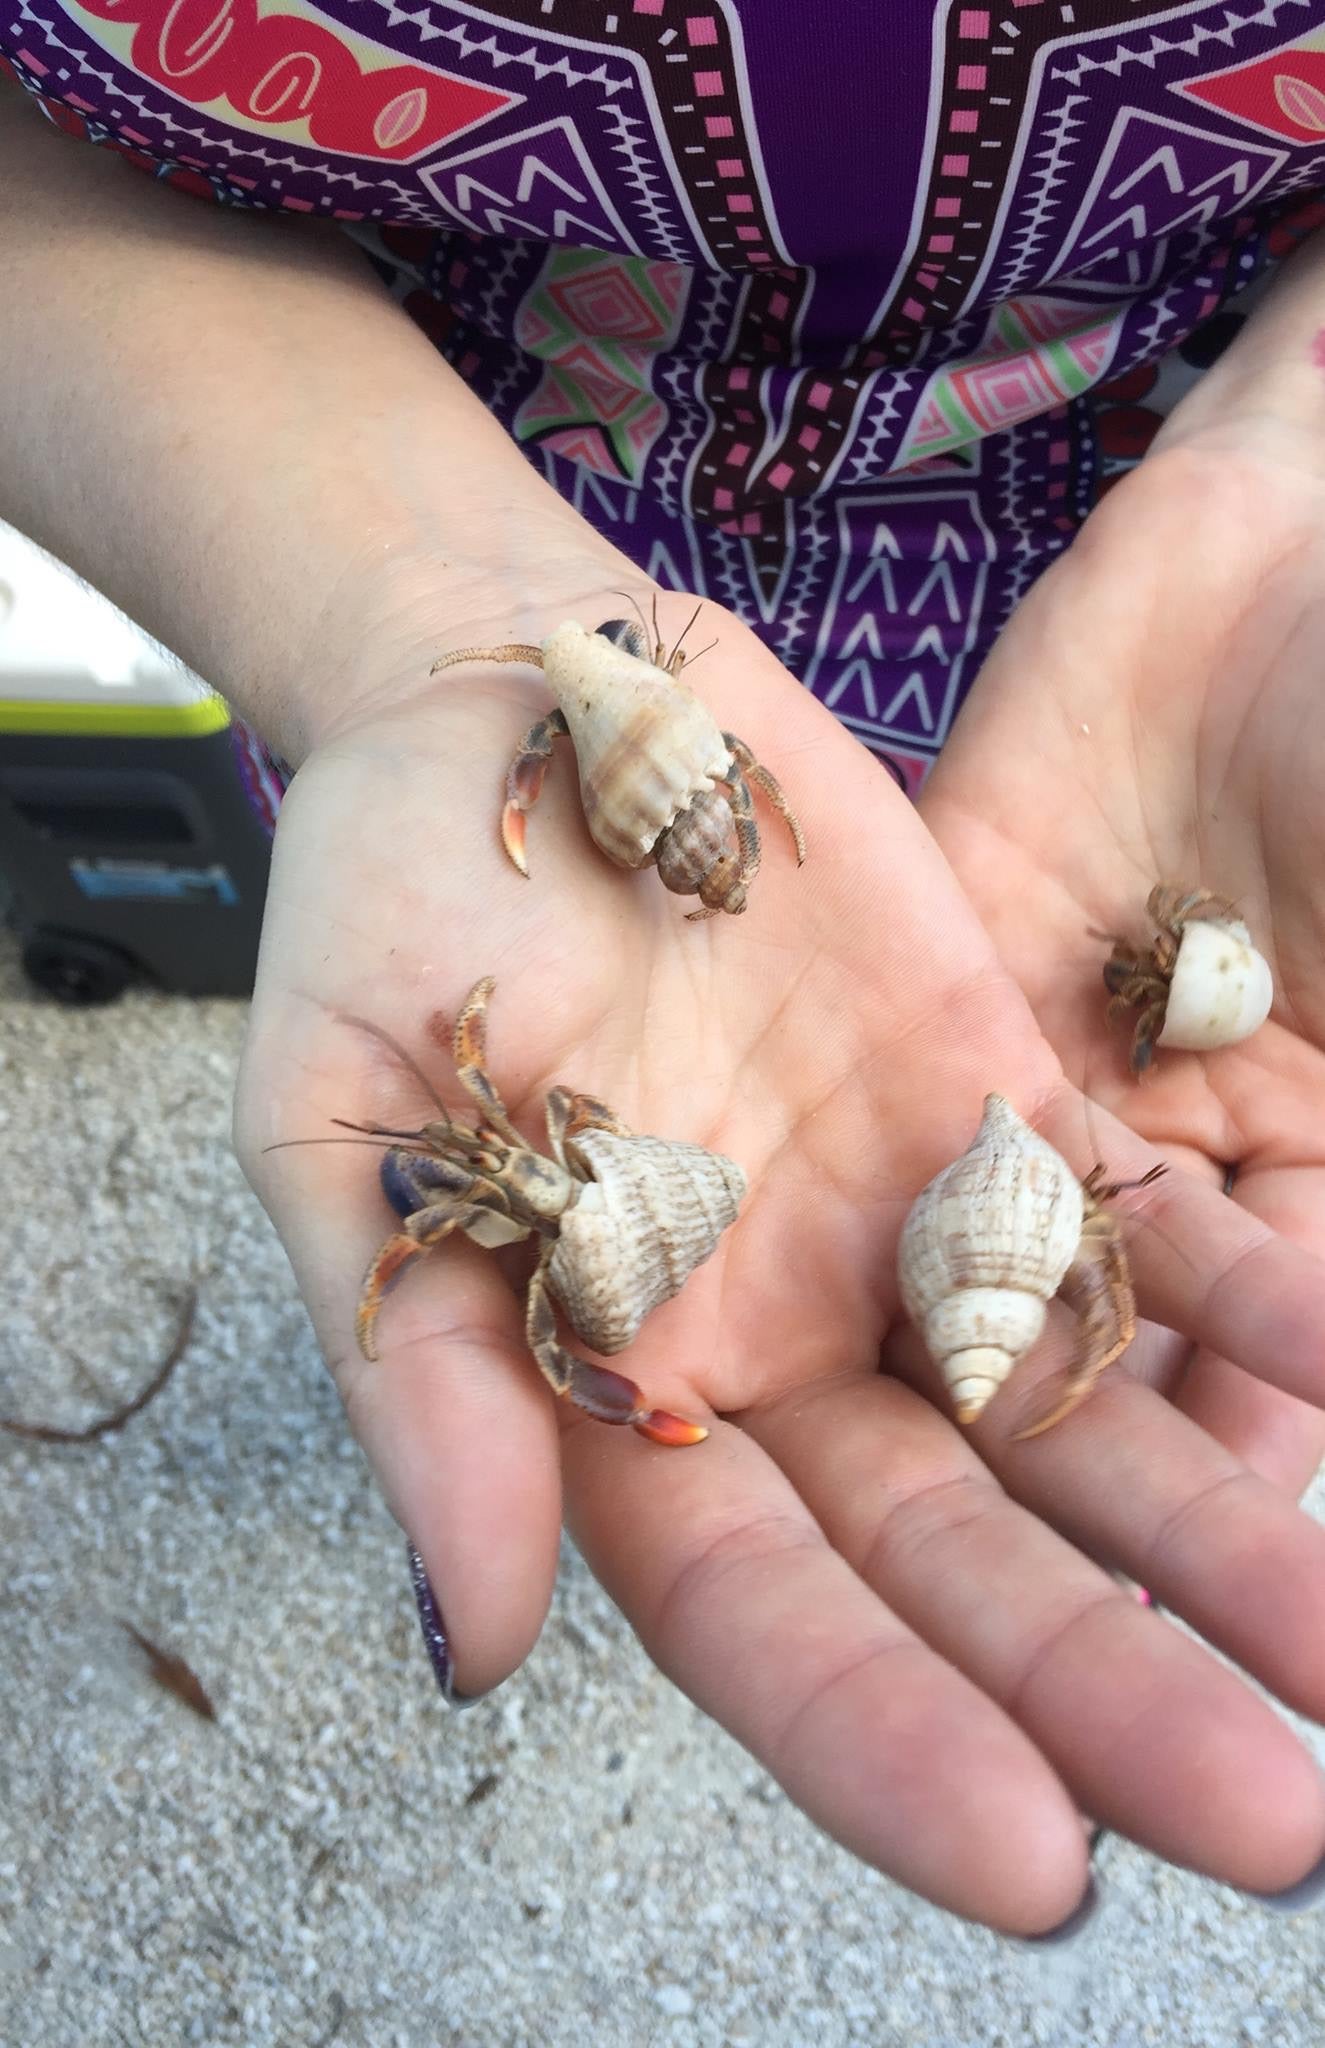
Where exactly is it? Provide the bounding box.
[0,83,635,759]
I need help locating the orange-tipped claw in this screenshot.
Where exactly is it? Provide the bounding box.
[632,1409,710,1448]
[501,800,530,877]
[355,1234,427,1361]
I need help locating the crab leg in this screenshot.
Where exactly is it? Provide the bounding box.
[451,977,525,1147]
[525,1249,708,1447]
[1150,884,1242,932]
[430,642,544,676]
[1012,1213,1135,1440]
[356,1201,488,1361]
[501,709,570,878]
[724,733,807,866]
[544,1086,633,1168]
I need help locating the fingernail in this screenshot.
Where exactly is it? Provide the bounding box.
[406,1544,488,1708]
[1017,1873,1101,1946]
[1248,1851,1325,1915]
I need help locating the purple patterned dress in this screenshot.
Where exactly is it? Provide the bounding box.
[4,0,1325,791]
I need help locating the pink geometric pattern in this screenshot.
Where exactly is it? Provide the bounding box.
[897,298,1123,464]
[513,248,688,480]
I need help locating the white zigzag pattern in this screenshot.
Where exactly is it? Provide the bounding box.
[1134,270,1186,355]
[484,346,526,415]
[1054,0,1310,88]
[997,420,1033,561]
[841,375,907,489]
[690,268,732,362]
[988,431,1038,651]
[1271,146,1325,191]
[360,3,629,95]
[374,175,438,219]
[775,497,827,672]
[599,101,689,260]
[653,360,704,515]
[478,236,526,330]
[992,94,1089,302]
[22,4,162,126]
[708,528,757,627]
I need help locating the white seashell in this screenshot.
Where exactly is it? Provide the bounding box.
[540,620,733,870]
[550,1126,746,1355]
[898,1094,1084,1422]
[1157,918,1273,1053]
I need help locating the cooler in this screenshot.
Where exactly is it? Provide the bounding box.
[0,522,273,1002]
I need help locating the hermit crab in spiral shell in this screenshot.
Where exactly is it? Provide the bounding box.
[429,604,806,918]
[268,978,743,1446]
[899,1094,1166,1438]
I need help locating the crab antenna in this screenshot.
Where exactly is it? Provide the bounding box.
[331,1117,431,1140]
[610,588,655,653]
[667,599,704,671]
[329,1010,452,1120]
[260,1135,434,1156]
[1078,1075,1193,1273]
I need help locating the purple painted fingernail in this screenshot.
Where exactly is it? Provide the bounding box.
[1248,1851,1325,1915]
[1017,1873,1101,1946]
[406,1545,488,1708]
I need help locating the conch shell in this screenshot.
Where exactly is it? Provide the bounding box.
[552,1126,746,1354]
[898,1095,1084,1422]
[540,620,733,869]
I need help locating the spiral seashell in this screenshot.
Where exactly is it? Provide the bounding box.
[1158,916,1273,1053]
[550,1127,746,1355]
[654,787,739,899]
[540,620,733,870]
[897,1094,1084,1423]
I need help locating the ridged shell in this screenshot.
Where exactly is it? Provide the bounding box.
[1159,919,1273,1052]
[540,620,732,870]
[549,1127,746,1355]
[654,787,737,897]
[898,1095,1084,1421]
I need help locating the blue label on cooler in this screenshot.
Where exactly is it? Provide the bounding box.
[69,859,239,906]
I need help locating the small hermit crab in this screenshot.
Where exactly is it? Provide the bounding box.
[429,604,806,918]
[898,1094,1163,1438]
[1101,883,1273,1075]
[345,977,743,1446]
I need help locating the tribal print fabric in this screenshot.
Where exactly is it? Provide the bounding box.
[4,0,1325,785]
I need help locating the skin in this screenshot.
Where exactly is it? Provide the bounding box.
[6,76,1325,1935]
[923,262,1325,1499]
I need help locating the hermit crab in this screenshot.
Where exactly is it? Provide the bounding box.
[344,978,743,1445]
[898,1094,1162,1437]
[430,606,806,917]
[1101,884,1273,1075]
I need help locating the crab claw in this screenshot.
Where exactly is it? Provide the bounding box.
[632,1408,710,1448]
[501,797,531,877]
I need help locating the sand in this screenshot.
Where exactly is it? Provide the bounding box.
[1,930,1322,2047]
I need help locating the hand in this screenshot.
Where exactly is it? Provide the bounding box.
[235,579,1325,1935]
[922,435,1325,1498]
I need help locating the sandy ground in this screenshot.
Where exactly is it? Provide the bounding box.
[1,928,1323,2048]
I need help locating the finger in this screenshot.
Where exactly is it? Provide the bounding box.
[748,1370,1325,1893]
[1034,1092,1325,1413]
[965,1361,1325,1867]
[244,1114,563,1702]
[560,1405,1089,1934]
[1175,1163,1325,1492]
